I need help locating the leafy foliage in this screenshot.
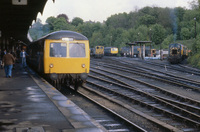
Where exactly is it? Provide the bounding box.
[161,34,174,49]
[71,17,83,26]
[57,14,69,23]
[180,28,191,40]
[188,34,200,68]
[151,24,166,45]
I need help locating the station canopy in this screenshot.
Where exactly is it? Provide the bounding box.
[0,0,55,43]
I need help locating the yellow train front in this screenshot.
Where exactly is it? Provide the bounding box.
[94,46,104,58]
[27,30,90,90]
[104,47,118,56]
[151,49,156,57]
[168,43,188,64]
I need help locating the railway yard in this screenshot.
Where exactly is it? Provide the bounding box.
[61,57,200,132]
[1,1,200,132]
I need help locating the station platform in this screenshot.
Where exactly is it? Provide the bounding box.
[0,63,104,132]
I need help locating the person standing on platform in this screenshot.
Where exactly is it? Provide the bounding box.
[1,49,7,59]
[2,50,15,78]
[1,49,7,69]
[20,49,28,68]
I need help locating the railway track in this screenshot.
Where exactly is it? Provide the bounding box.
[91,59,200,92]
[85,75,199,131]
[87,58,200,131]
[79,85,177,132]
[177,64,200,73]
[138,59,200,76]
[89,68,200,113]
[77,86,147,132]
[61,85,146,132]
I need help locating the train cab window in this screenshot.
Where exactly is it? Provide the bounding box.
[172,50,177,54]
[69,43,86,57]
[50,43,67,57]
[112,48,117,51]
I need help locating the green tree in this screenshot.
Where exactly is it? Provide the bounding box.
[135,25,149,41]
[106,12,129,29]
[139,14,156,27]
[157,8,173,30]
[180,28,191,40]
[57,14,69,23]
[188,35,200,68]
[42,24,51,36]
[90,31,103,47]
[29,18,44,40]
[71,17,84,26]
[53,17,72,31]
[174,7,185,21]
[114,30,130,48]
[127,11,139,29]
[161,34,174,49]
[46,16,57,32]
[77,23,93,38]
[151,24,166,45]
[192,34,200,54]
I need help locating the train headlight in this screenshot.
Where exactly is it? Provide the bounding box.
[82,64,85,68]
[49,64,54,68]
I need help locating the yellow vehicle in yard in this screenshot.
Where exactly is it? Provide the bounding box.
[104,47,118,56]
[93,46,104,58]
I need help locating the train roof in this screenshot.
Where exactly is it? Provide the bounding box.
[169,43,183,46]
[31,30,88,43]
[169,43,186,46]
[95,45,104,47]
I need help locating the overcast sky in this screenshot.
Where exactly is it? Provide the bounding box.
[37,0,193,24]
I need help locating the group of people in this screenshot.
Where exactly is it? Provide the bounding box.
[0,49,28,78]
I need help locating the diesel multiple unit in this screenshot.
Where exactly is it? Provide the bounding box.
[27,30,90,90]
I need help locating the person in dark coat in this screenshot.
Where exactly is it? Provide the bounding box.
[1,49,6,69]
[1,49,7,59]
[2,50,15,78]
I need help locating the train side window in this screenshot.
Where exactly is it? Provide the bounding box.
[69,43,86,57]
[50,43,67,57]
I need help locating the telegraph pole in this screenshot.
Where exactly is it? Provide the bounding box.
[194,18,197,39]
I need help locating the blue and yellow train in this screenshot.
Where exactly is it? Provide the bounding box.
[168,43,188,64]
[27,30,90,90]
[91,46,104,58]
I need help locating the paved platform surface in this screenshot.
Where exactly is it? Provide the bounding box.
[0,63,104,132]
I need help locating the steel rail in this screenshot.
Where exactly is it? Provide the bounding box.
[87,75,200,127]
[89,69,200,114]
